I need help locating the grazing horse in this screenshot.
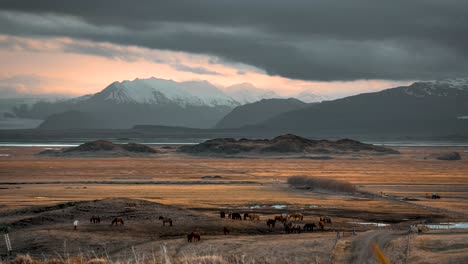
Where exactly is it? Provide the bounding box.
[90,215,100,223]
[284,222,302,234]
[243,213,249,220]
[223,227,230,235]
[187,232,201,242]
[266,219,276,229]
[220,211,226,218]
[320,216,332,224]
[303,223,317,232]
[159,216,173,226]
[274,215,287,223]
[319,221,325,231]
[288,213,304,221]
[231,213,242,220]
[248,214,260,221]
[111,217,124,226]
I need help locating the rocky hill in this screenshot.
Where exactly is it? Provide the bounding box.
[39,140,157,157]
[178,134,399,156]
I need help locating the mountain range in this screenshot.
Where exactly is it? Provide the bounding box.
[215,98,309,129]
[13,78,241,129]
[255,79,468,137]
[5,77,468,139]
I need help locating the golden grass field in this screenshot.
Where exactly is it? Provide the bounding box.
[0,145,467,263]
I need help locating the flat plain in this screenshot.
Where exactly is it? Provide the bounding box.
[0,145,467,263]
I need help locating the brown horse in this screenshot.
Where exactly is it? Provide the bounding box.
[111,217,124,225]
[274,215,287,223]
[288,213,304,221]
[187,232,201,242]
[319,221,325,231]
[320,216,332,224]
[266,219,276,229]
[223,227,230,235]
[159,216,173,226]
[90,215,100,223]
[248,214,260,221]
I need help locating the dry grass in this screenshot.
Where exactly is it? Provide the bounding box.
[287,176,357,193]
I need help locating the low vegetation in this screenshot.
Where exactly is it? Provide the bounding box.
[288,176,357,193]
[9,253,298,264]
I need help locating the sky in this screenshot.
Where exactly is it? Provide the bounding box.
[0,1,467,99]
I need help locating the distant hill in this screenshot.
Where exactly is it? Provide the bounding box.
[14,77,239,129]
[179,134,399,156]
[39,140,157,157]
[216,98,308,128]
[259,79,468,137]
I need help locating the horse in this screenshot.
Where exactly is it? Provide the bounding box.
[220,211,226,218]
[320,216,332,224]
[266,219,276,229]
[284,222,302,234]
[90,215,100,223]
[274,215,287,223]
[231,213,242,220]
[187,232,201,242]
[223,227,230,235]
[248,214,260,221]
[159,216,173,226]
[288,213,304,221]
[243,213,249,220]
[303,223,316,232]
[111,217,124,226]
[319,221,325,231]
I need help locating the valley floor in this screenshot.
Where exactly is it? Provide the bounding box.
[0,146,467,263]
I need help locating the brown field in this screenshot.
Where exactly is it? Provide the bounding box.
[0,145,467,263]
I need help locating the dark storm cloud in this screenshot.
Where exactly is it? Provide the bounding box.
[0,0,467,81]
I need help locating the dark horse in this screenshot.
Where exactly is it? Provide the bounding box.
[90,215,100,223]
[243,213,249,220]
[159,216,173,226]
[223,227,230,235]
[303,223,317,232]
[187,232,201,242]
[231,213,242,220]
[266,219,276,229]
[220,211,226,218]
[111,217,124,225]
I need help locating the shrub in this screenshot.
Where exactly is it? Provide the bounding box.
[287,176,356,193]
[13,255,34,264]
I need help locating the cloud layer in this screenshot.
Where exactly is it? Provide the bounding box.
[1,0,467,81]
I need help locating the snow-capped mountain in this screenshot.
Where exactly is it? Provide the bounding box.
[403,78,468,97]
[14,77,240,129]
[93,78,239,107]
[295,91,327,103]
[223,83,281,104]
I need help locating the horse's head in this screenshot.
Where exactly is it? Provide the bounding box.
[159,216,164,220]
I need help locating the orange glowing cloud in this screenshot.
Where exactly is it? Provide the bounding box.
[0,35,413,98]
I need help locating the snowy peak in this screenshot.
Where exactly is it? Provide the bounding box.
[295,91,327,103]
[403,78,468,97]
[224,83,281,104]
[91,78,239,107]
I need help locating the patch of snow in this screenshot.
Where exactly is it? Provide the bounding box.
[272,204,287,209]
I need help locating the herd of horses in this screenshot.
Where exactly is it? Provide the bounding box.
[90,215,172,226]
[86,212,332,243]
[220,211,332,234]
